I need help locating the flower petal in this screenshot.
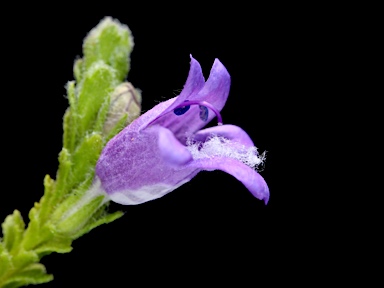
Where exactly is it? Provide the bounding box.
[187,157,269,204]
[106,179,191,205]
[140,55,205,130]
[152,58,231,143]
[192,58,231,111]
[193,124,255,148]
[158,125,193,166]
[174,55,206,103]
[96,125,199,205]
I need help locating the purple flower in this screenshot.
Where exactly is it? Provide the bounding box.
[95,56,269,205]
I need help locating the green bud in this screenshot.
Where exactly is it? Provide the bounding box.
[102,82,142,136]
[83,16,134,81]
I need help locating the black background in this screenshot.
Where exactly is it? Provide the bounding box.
[0,3,333,286]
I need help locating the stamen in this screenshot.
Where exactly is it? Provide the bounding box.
[173,100,191,115]
[172,100,223,125]
[199,105,208,121]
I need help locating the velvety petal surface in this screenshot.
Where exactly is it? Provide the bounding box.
[192,58,231,110]
[149,58,231,143]
[187,157,269,204]
[96,125,199,204]
[139,56,205,129]
[158,126,193,166]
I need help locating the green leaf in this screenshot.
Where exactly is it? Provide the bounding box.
[92,95,111,135]
[0,251,46,287]
[73,58,84,84]
[2,263,53,288]
[21,223,53,253]
[34,237,73,257]
[51,149,72,208]
[1,210,25,254]
[75,62,116,139]
[23,176,58,251]
[12,250,38,270]
[66,81,76,111]
[63,108,74,152]
[37,175,55,214]
[63,82,77,153]
[68,133,103,190]
[0,250,12,279]
[35,175,55,224]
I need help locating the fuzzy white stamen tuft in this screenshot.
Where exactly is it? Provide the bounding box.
[186,135,266,170]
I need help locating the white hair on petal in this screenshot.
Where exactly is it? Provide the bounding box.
[186,135,266,170]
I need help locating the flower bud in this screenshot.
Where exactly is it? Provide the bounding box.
[102,82,142,135]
